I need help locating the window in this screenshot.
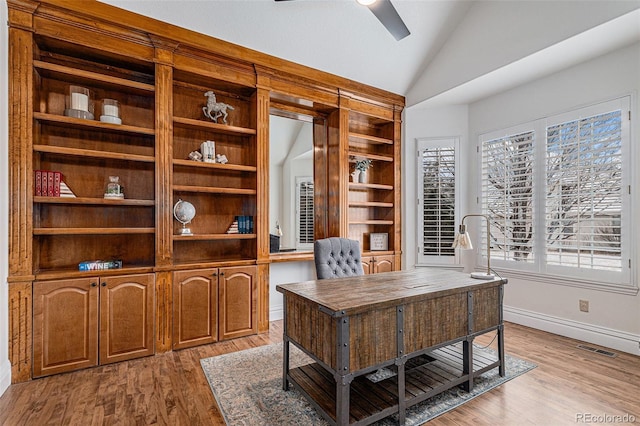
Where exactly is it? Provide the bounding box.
[295,177,314,249]
[417,138,459,265]
[479,97,632,288]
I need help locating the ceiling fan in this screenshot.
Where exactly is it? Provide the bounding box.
[274,0,411,41]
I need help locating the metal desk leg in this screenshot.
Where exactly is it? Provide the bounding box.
[336,380,350,426]
[498,323,505,377]
[462,338,474,392]
[282,338,290,391]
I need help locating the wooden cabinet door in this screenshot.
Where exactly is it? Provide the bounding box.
[99,273,155,365]
[219,266,257,340]
[33,278,99,377]
[372,255,394,273]
[172,269,218,350]
[361,256,373,274]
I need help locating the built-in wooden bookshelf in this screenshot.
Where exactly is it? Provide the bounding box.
[7,0,403,382]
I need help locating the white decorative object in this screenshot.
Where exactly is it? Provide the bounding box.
[200,140,216,163]
[100,99,121,125]
[203,91,235,124]
[65,85,94,120]
[359,171,367,183]
[351,170,360,182]
[189,150,203,161]
[173,199,196,235]
[216,154,228,164]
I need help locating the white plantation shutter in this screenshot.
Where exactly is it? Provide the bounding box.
[417,138,458,265]
[477,97,631,288]
[481,130,535,263]
[296,178,314,248]
[545,109,623,272]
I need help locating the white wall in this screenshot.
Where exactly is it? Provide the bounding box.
[402,104,469,270]
[1,1,12,396]
[269,261,316,321]
[405,43,640,354]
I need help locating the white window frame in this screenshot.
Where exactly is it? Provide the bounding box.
[477,97,634,292]
[416,137,460,266]
[295,176,314,250]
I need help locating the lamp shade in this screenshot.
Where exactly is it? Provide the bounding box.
[451,231,473,250]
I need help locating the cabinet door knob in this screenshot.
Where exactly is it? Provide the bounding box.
[219,272,225,276]
[91,282,97,287]
[101,282,107,287]
[212,273,218,277]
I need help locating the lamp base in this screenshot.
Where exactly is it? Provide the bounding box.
[470,271,495,280]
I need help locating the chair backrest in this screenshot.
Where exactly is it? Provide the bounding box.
[314,237,365,279]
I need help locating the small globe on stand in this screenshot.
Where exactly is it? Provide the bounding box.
[173,199,196,235]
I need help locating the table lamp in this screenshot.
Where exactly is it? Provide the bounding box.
[452,214,495,279]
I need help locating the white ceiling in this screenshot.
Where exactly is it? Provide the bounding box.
[99,0,472,96]
[100,0,640,108]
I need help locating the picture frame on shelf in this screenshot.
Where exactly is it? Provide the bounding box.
[370,233,388,251]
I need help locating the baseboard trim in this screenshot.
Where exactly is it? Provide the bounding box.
[505,305,640,356]
[0,359,11,397]
[270,307,283,322]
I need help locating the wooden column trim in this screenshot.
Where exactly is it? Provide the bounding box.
[152,41,177,351]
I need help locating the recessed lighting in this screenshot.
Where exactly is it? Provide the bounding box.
[357,0,377,6]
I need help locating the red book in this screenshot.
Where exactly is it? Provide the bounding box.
[35,170,42,196]
[47,171,54,197]
[53,172,62,197]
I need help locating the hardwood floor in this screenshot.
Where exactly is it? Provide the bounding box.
[0,321,638,425]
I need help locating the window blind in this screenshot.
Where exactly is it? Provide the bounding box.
[545,110,623,272]
[420,146,455,257]
[297,180,314,245]
[481,131,535,262]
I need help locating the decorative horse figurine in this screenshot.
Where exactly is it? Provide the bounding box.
[203,91,234,124]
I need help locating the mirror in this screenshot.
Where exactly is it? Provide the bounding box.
[269,114,314,253]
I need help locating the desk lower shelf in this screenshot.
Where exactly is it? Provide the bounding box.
[288,343,500,425]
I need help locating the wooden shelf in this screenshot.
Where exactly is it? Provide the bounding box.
[349,183,394,191]
[349,201,393,208]
[34,144,155,163]
[349,220,394,225]
[172,233,256,241]
[173,116,256,136]
[173,159,256,172]
[173,185,256,195]
[348,151,394,162]
[34,266,155,281]
[34,196,155,206]
[170,259,257,271]
[34,112,155,136]
[34,60,155,94]
[33,227,155,235]
[348,131,393,145]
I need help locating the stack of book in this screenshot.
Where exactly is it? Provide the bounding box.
[34,170,76,197]
[226,216,254,234]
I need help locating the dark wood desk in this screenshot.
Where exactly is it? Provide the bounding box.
[276,268,506,426]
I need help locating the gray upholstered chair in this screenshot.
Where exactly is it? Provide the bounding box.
[314,237,365,279]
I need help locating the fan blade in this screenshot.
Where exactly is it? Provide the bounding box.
[368,0,410,41]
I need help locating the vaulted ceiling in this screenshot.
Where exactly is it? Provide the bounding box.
[100,0,640,108]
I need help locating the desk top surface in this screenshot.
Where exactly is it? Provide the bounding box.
[276,268,506,316]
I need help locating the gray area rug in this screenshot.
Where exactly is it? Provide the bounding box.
[201,342,536,425]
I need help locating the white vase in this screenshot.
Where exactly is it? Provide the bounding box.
[351,170,360,182]
[358,171,367,183]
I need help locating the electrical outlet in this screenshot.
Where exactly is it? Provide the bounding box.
[579,299,589,312]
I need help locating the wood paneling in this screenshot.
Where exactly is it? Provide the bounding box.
[219,266,257,340]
